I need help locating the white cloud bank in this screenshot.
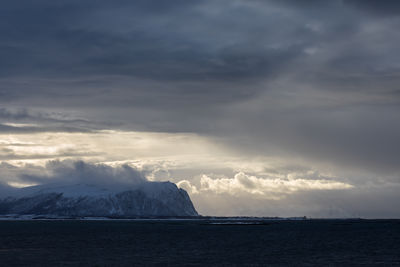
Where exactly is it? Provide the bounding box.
[178,172,352,200]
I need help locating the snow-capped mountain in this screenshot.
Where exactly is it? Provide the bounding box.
[0,182,198,217]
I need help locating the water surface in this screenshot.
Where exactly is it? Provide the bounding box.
[0,219,399,266]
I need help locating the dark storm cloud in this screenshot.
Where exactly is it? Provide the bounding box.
[344,0,400,15]
[272,0,400,15]
[1,0,400,179]
[0,0,305,82]
[1,0,323,127]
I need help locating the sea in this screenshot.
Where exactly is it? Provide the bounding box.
[0,219,399,266]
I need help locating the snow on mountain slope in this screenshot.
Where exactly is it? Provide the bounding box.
[0,182,198,217]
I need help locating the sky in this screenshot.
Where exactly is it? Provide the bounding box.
[1,0,400,218]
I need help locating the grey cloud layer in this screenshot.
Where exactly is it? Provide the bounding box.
[1,0,305,81]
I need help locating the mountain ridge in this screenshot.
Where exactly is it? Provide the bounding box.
[0,182,198,217]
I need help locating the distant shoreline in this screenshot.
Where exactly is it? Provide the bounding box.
[1,214,397,221]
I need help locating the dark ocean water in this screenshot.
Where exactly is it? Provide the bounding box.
[0,219,399,266]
